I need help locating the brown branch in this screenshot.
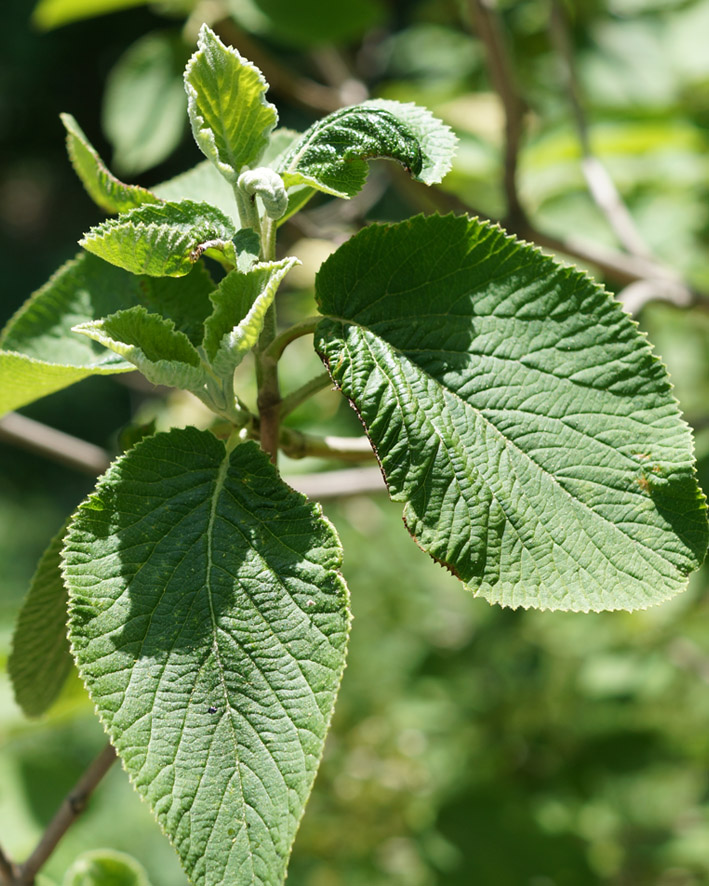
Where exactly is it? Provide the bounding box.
[549,0,652,260]
[288,466,386,500]
[467,0,527,228]
[17,743,117,886]
[0,413,111,476]
[0,846,18,886]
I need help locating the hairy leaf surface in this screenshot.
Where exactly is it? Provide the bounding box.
[314,214,708,611]
[203,257,298,376]
[80,200,239,277]
[185,25,277,185]
[61,113,162,214]
[74,307,211,393]
[64,428,350,886]
[279,99,457,198]
[9,520,74,717]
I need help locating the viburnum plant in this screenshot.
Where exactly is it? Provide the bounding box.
[3,23,708,886]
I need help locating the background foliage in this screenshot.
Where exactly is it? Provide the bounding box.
[3,0,709,884]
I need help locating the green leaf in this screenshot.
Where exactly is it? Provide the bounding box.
[153,160,238,223]
[32,0,147,30]
[0,255,216,416]
[203,257,298,376]
[64,849,151,886]
[314,214,708,612]
[184,24,278,185]
[225,0,384,48]
[61,113,162,214]
[103,31,189,176]
[63,428,350,886]
[9,520,74,718]
[74,307,211,393]
[278,99,457,198]
[80,200,240,277]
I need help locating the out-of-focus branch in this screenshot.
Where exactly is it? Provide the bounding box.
[289,466,385,500]
[0,412,111,475]
[0,846,18,886]
[467,0,527,228]
[16,743,117,886]
[549,0,652,260]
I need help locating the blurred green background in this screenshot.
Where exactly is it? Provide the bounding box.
[4,1,709,884]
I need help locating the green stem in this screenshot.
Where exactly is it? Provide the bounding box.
[279,372,332,418]
[279,427,375,461]
[265,316,322,363]
[254,209,281,463]
[233,184,259,231]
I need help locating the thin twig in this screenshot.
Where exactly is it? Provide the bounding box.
[0,846,17,886]
[0,413,111,476]
[288,466,385,500]
[280,427,376,462]
[280,373,333,419]
[467,0,527,227]
[18,743,117,886]
[549,0,652,259]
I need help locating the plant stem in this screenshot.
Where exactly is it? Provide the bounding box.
[254,212,281,464]
[0,846,17,886]
[279,372,332,418]
[265,316,322,363]
[17,742,117,886]
[279,427,375,461]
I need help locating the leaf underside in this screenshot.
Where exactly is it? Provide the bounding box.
[63,428,350,886]
[314,214,708,612]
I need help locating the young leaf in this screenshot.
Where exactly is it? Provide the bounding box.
[63,428,350,886]
[184,24,278,185]
[63,849,151,886]
[9,520,74,718]
[278,99,457,198]
[80,200,241,277]
[61,113,162,214]
[314,214,708,612]
[74,307,211,393]
[103,31,188,176]
[203,257,298,377]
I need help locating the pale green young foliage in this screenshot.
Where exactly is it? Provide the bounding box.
[203,257,298,376]
[315,215,708,612]
[278,99,457,198]
[8,520,74,717]
[74,307,211,393]
[80,200,242,277]
[61,113,162,214]
[185,25,278,185]
[63,428,350,886]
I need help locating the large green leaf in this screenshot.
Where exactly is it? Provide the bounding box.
[278,99,457,198]
[153,160,238,223]
[80,200,240,277]
[0,255,216,416]
[314,214,708,612]
[61,113,162,214]
[184,25,278,185]
[63,428,350,886]
[9,520,74,718]
[103,31,189,176]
